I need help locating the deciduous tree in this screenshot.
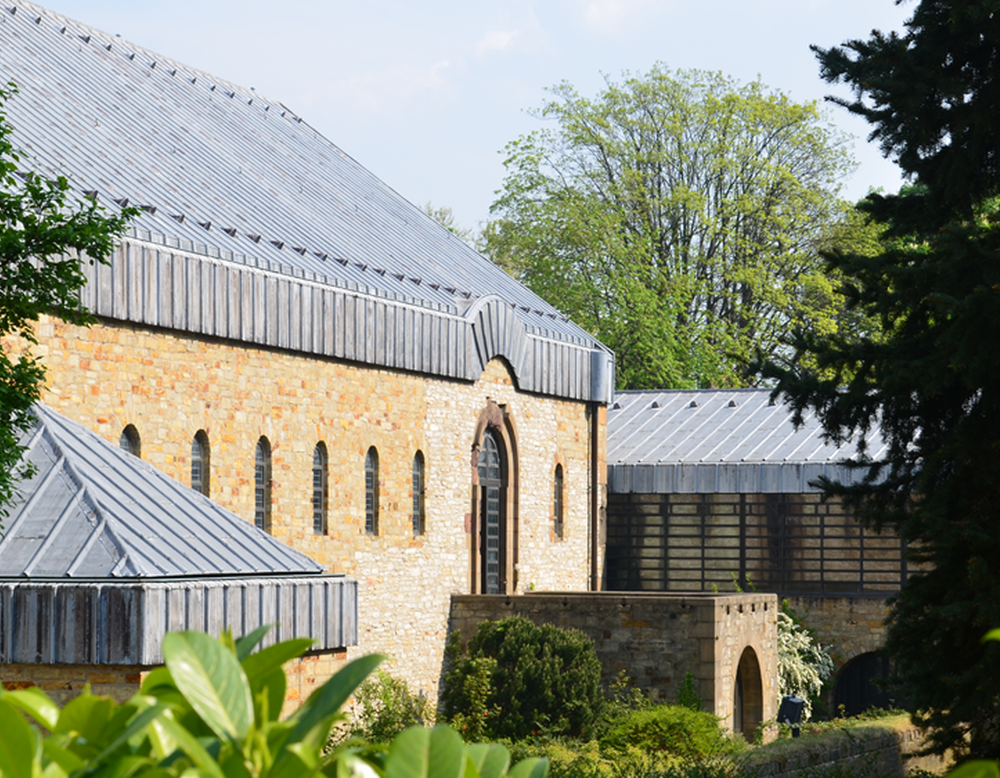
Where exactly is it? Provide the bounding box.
[484,66,855,389]
[763,0,1000,759]
[0,84,135,518]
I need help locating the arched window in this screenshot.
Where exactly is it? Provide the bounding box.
[119,424,141,457]
[191,430,210,497]
[313,443,328,535]
[478,430,505,594]
[412,451,425,536]
[553,463,564,539]
[365,447,379,536]
[255,437,272,534]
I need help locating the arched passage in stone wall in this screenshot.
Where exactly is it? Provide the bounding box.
[832,651,897,717]
[733,646,763,741]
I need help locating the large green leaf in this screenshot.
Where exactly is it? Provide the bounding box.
[153,714,226,778]
[140,667,175,694]
[0,698,41,778]
[162,631,253,741]
[259,668,287,724]
[236,624,274,661]
[55,692,115,742]
[283,654,384,747]
[506,759,547,778]
[40,740,84,776]
[3,687,60,730]
[982,629,1000,644]
[86,703,169,774]
[88,754,155,778]
[464,745,510,778]
[947,763,1000,778]
[242,639,314,687]
[385,726,465,778]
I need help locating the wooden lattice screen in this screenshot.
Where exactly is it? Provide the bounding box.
[606,493,908,596]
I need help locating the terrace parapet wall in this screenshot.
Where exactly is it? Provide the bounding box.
[448,592,778,735]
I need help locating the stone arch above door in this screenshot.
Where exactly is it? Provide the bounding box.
[469,399,519,594]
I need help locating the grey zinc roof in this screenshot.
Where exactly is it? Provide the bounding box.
[0,1,598,349]
[607,389,887,494]
[0,404,324,579]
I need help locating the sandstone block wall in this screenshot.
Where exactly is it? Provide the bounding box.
[0,663,146,704]
[18,316,604,700]
[448,592,778,736]
[785,596,890,665]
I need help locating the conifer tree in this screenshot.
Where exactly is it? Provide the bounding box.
[762,0,1000,760]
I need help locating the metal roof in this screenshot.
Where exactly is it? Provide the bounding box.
[0,1,600,349]
[0,404,325,579]
[607,389,887,494]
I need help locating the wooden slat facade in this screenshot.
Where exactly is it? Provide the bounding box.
[0,576,357,665]
[74,238,612,403]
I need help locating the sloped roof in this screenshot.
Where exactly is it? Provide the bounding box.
[0,404,324,579]
[608,389,887,493]
[0,0,597,349]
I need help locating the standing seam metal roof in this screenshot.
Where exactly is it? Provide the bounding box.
[0,404,324,579]
[0,1,601,349]
[607,389,887,494]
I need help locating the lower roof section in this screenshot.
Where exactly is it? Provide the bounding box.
[0,575,357,665]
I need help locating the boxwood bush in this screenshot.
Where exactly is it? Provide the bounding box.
[443,616,604,740]
[600,704,736,761]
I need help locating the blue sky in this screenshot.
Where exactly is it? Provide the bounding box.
[40,0,913,231]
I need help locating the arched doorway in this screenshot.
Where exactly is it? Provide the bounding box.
[470,400,518,594]
[833,652,896,717]
[734,646,763,741]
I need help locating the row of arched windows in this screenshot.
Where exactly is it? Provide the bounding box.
[117,423,426,537]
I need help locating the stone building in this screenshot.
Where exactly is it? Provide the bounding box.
[606,389,908,715]
[0,1,613,699]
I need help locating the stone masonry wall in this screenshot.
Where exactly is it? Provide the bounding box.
[1,664,146,704]
[448,592,778,735]
[19,316,603,701]
[784,596,890,665]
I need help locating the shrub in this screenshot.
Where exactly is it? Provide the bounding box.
[777,603,835,720]
[600,704,735,761]
[442,616,604,740]
[678,672,702,712]
[349,668,432,744]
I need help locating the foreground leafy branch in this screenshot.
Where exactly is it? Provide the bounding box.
[0,628,548,778]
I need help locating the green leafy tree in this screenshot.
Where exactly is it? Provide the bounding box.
[761,0,1000,760]
[483,65,856,389]
[424,202,481,249]
[0,83,135,518]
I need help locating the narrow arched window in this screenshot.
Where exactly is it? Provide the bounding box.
[119,424,140,457]
[365,447,379,536]
[553,463,564,539]
[313,443,328,535]
[255,437,272,533]
[412,451,425,536]
[191,430,210,497]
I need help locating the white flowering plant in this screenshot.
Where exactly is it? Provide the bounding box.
[776,607,835,720]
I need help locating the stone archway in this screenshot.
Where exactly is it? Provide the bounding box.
[470,399,519,594]
[734,646,763,741]
[833,651,897,716]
